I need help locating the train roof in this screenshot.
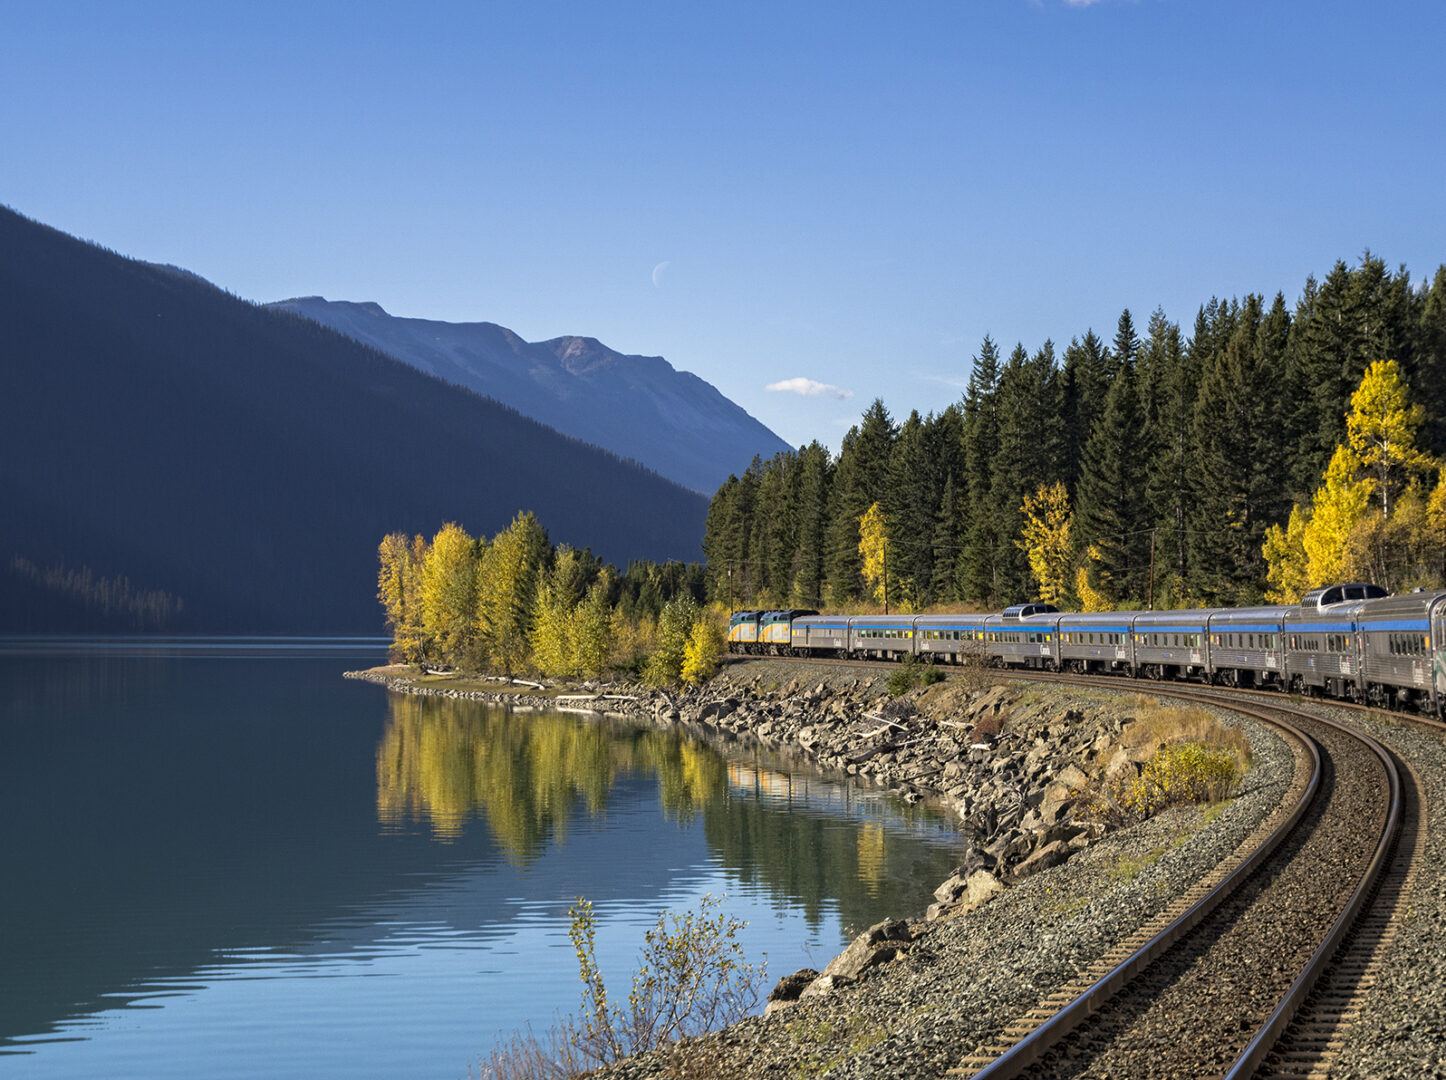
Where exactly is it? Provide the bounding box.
[1298,583,1387,609]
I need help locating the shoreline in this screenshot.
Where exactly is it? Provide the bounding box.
[345,659,1294,1075]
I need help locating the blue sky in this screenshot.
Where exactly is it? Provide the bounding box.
[4,1,1444,448]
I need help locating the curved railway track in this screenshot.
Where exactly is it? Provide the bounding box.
[726,657,1421,1079]
[946,677,1405,1079]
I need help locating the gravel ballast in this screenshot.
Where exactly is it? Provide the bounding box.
[598,708,1294,1079]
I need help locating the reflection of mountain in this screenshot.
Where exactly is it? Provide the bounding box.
[373,694,958,927]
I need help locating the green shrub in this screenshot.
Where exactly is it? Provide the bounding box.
[886,657,944,696]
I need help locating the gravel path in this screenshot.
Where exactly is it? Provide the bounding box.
[1023,712,1386,1080]
[598,709,1294,1080]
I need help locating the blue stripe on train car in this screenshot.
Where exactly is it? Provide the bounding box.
[1210,623,1283,633]
[1359,620,1432,632]
[1291,622,1357,633]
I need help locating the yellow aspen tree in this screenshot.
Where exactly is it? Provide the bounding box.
[476,511,549,674]
[1262,505,1310,603]
[1346,359,1433,518]
[419,522,478,667]
[680,615,724,685]
[1300,444,1375,584]
[571,578,614,678]
[644,594,698,687]
[378,532,426,663]
[1074,544,1111,612]
[1017,481,1075,605]
[1428,468,1446,570]
[857,501,890,608]
[528,580,575,677]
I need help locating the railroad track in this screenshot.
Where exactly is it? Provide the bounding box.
[730,655,1428,1077]
[952,677,1407,1079]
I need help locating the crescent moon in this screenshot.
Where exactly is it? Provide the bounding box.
[651,260,671,288]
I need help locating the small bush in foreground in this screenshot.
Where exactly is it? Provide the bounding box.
[477,895,765,1079]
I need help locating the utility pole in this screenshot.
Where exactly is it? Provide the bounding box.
[1147,529,1156,610]
[873,534,884,615]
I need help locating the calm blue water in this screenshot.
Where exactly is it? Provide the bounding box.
[0,642,961,1079]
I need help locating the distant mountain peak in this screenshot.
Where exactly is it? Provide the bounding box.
[268,297,790,493]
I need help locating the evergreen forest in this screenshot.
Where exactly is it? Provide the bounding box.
[703,256,1446,612]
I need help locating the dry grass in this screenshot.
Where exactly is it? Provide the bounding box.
[1120,704,1252,771]
[1085,704,1252,826]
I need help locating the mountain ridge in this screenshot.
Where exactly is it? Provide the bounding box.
[0,205,707,632]
[267,295,792,492]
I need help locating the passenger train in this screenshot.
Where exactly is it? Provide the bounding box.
[727,583,1446,718]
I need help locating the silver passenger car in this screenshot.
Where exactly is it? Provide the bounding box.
[1206,606,1287,687]
[1056,611,1138,673]
[1132,609,1211,679]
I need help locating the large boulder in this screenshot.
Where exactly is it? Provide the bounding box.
[1011,838,1073,879]
[820,919,912,982]
[927,869,1005,921]
[764,967,820,1015]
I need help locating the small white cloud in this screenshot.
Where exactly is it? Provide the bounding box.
[917,372,969,390]
[1063,0,1102,6]
[765,377,855,400]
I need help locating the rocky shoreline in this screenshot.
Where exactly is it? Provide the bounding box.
[346,658,1293,1076]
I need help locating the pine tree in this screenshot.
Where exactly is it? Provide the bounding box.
[1113,309,1139,369]
[1187,296,1286,603]
[1058,331,1111,491]
[1418,266,1446,457]
[824,400,896,604]
[929,474,966,603]
[790,441,832,606]
[990,342,1062,601]
[1076,358,1148,603]
[959,337,1003,604]
[883,411,935,601]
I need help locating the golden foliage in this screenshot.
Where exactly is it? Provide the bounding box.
[1074,544,1112,612]
[1017,481,1074,606]
[419,522,478,665]
[681,614,725,685]
[1347,359,1434,518]
[857,501,891,608]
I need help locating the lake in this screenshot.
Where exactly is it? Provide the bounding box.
[0,642,962,1079]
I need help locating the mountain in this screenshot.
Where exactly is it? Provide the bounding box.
[267,296,792,493]
[0,206,707,633]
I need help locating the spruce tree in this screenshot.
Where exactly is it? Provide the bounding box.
[883,411,935,603]
[959,338,1002,604]
[790,441,832,606]
[1141,310,1193,601]
[1113,308,1139,369]
[1418,266,1446,457]
[823,400,896,604]
[1076,359,1148,603]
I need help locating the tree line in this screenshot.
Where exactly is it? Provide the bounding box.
[377,512,723,685]
[704,255,1446,611]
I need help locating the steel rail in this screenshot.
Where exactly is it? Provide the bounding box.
[966,683,1326,1079]
[963,674,1401,1080]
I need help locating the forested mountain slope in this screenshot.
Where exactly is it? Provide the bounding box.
[0,206,706,632]
[267,296,792,494]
